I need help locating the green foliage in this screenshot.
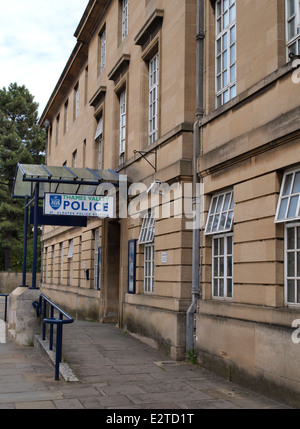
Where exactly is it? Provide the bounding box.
[0,83,45,271]
[185,348,198,365]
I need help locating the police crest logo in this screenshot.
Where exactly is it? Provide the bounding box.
[49,195,62,211]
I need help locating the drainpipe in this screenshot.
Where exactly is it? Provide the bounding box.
[186,0,205,352]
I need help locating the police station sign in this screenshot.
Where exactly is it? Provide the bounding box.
[44,193,114,218]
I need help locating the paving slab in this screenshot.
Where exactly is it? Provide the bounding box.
[0,316,294,410]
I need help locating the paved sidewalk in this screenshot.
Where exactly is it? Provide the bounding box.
[0,315,293,410]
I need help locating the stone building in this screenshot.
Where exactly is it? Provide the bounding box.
[39,0,300,405]
[39,0,197,360]
[195,0,300,406]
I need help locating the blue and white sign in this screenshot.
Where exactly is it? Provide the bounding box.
[44,193,114,218]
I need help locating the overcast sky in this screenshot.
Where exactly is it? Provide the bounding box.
[0,0,89,118]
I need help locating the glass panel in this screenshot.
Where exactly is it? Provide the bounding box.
[207,216,214,232]
[223,89,230,103]
[297,252,300,277]
[220,213,227,230]
[227,235,233,254]
[227,256,233,277]
[223,11,229,28]
[212,214,220,231]
[214,258,219,277]
[214,279,219,296]
[219,237,224,255]
[227,279,233,298]
[288,227,295,249]
[220,257,224,276]
[288,252,295,277]
[226,210,233,229]
[230,26,236,43]
[223,70,228,87]
[278,198,288,219]
[230,63,236,82]
[297,227,300,249]
[217,56,222,74]
[288,279,295,303]
[219,278,224,297]
[288,18,296,40]
[230,44,236,64]
[297,280,300,303]
[229,4,236,22]
[283,174,293,196]
[288,195,298,218]
[222,51,228,70]
[230,84,236,98]
[222,33,228,50]
[223,193,231,211]
[287,0,295,17]
[292,172,300,193]
[214,239,219,256]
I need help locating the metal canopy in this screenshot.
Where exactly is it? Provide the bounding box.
[12,163,120,199]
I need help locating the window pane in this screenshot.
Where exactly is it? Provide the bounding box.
[227,279,233,298]
[288,252,295,277]
[226,210,233,229]
[212,214,220,231]
[230,26,236,43]
[297,252,300,277]
[229,4,236,22]
[223,89,230,103]
[297,280,300,303]
[230,44,236,64]
[287,0,295,17]
[283,174,293,196]
[293,172,300,193]
[227,235,233,254]
[223,11,229,28]
[288,18,296,40]
[223,193,231,211]
[288,227,295,249]
[214,257,219,277]
[278,198,288,220]
[288,279,295,303]
[227,256,233,277]
[219,237,224,255]
[219,278,224,297]
[288,195,299,218]
[214,279,219,296]
[230,84,236,98]
[214,239,219,256]
[220,257,224,276]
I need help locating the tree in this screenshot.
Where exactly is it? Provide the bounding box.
[0,83,45,271]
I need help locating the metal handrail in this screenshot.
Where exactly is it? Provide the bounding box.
[0,294,9,322]
[32,294,74,380]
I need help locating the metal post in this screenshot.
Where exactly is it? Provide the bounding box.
[31,183,39,289]
[49,306,54,351]
[42,299,47,341]
[55,322,63,380]
[21,195,29,287]
[4,295,7,322]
